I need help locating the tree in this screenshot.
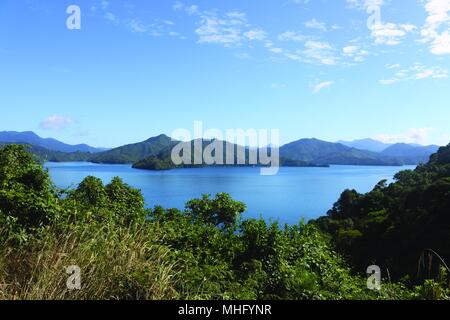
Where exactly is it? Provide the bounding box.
[0,145,58,234]
[185,193,246,230]
[105,177,146,225]
[69,176,107,208]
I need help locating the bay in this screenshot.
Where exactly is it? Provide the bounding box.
[45,162,415,225]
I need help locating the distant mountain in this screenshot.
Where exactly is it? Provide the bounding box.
[0,131,104,153]
[337,138,391,153]
[380,143,440,164]
[280,138,399,166]
[90,134,178,164]
[0,142,91,163]
[2,130,439,167]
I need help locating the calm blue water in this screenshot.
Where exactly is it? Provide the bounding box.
[44,162,415,225]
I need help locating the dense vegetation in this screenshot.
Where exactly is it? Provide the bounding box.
[315,144,450,287]
[0,144,449,300]
[132,140,327,170]
[90,134,178,164]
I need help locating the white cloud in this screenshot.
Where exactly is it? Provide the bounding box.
[269,47,283,54]
[305,19,327,32]
[312,81,334,93]
[101,0,109,10]
[421,0,450,55]
[346,0,384,10]
[235,52,251,60]
[413,64,448,79]
[371,23,417,45]
[244,29,267,41]
[278,31,309,42]
[128,19,147,33]
[104,12,119,24]
[277,35,338,65]
[380,63,448,84]
[193,10,266,47]
[39,115,74,131]
[342,45,369,62]
[385,63,401,69]
[303,41,337,65]
[173,1,199,15]
[271,83,288,89]
[126,18,183,38]
[374,128,432,144]
[196,13,244,46]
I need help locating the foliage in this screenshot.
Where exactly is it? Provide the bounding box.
[314,144,450,282]
[0,145,59,242]
[0,144,449,300]
[90,134,177,164]
[280,138,400,166]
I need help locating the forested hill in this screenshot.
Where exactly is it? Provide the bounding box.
[314,143,450,281]
[132,139,327,170]
[279,138,400,166]
[89,134,178,164]
[0,143,92,163]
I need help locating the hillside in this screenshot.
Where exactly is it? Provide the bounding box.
[0,142,91,163]
[280,138,399,166]
[90,134,178,164]
[380,143,440,164]
[314,143,450,280]
[132,139,327,170]
[338,138,391,153]
[0,131,104,153]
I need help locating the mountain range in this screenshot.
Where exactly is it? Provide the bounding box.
[280,138,397,166]
[0,131,105,153]
[337,138,392,153]
[0,131,443,170]
[338,138,440,164]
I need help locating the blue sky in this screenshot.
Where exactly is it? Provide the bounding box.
[0,0,449,148]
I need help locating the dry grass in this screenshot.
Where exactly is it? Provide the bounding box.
[0,223,179,300]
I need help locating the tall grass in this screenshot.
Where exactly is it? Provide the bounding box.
[0,223,178,300]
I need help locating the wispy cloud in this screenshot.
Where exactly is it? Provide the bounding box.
[104,12,119,24]
[305,19,327,32]
[346,0,384,10]
[278,31,309,42]
[173,1,199,15]
[127,18,181,38]
[371,23,417,46]
[194,10,266,47]
[374,128,432,145]
[342,45,369,62]
[271,83,288,89]
[380,63,448,84]
[303,41,338,65]
[312,81,334,93]
[39,115,74,131]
